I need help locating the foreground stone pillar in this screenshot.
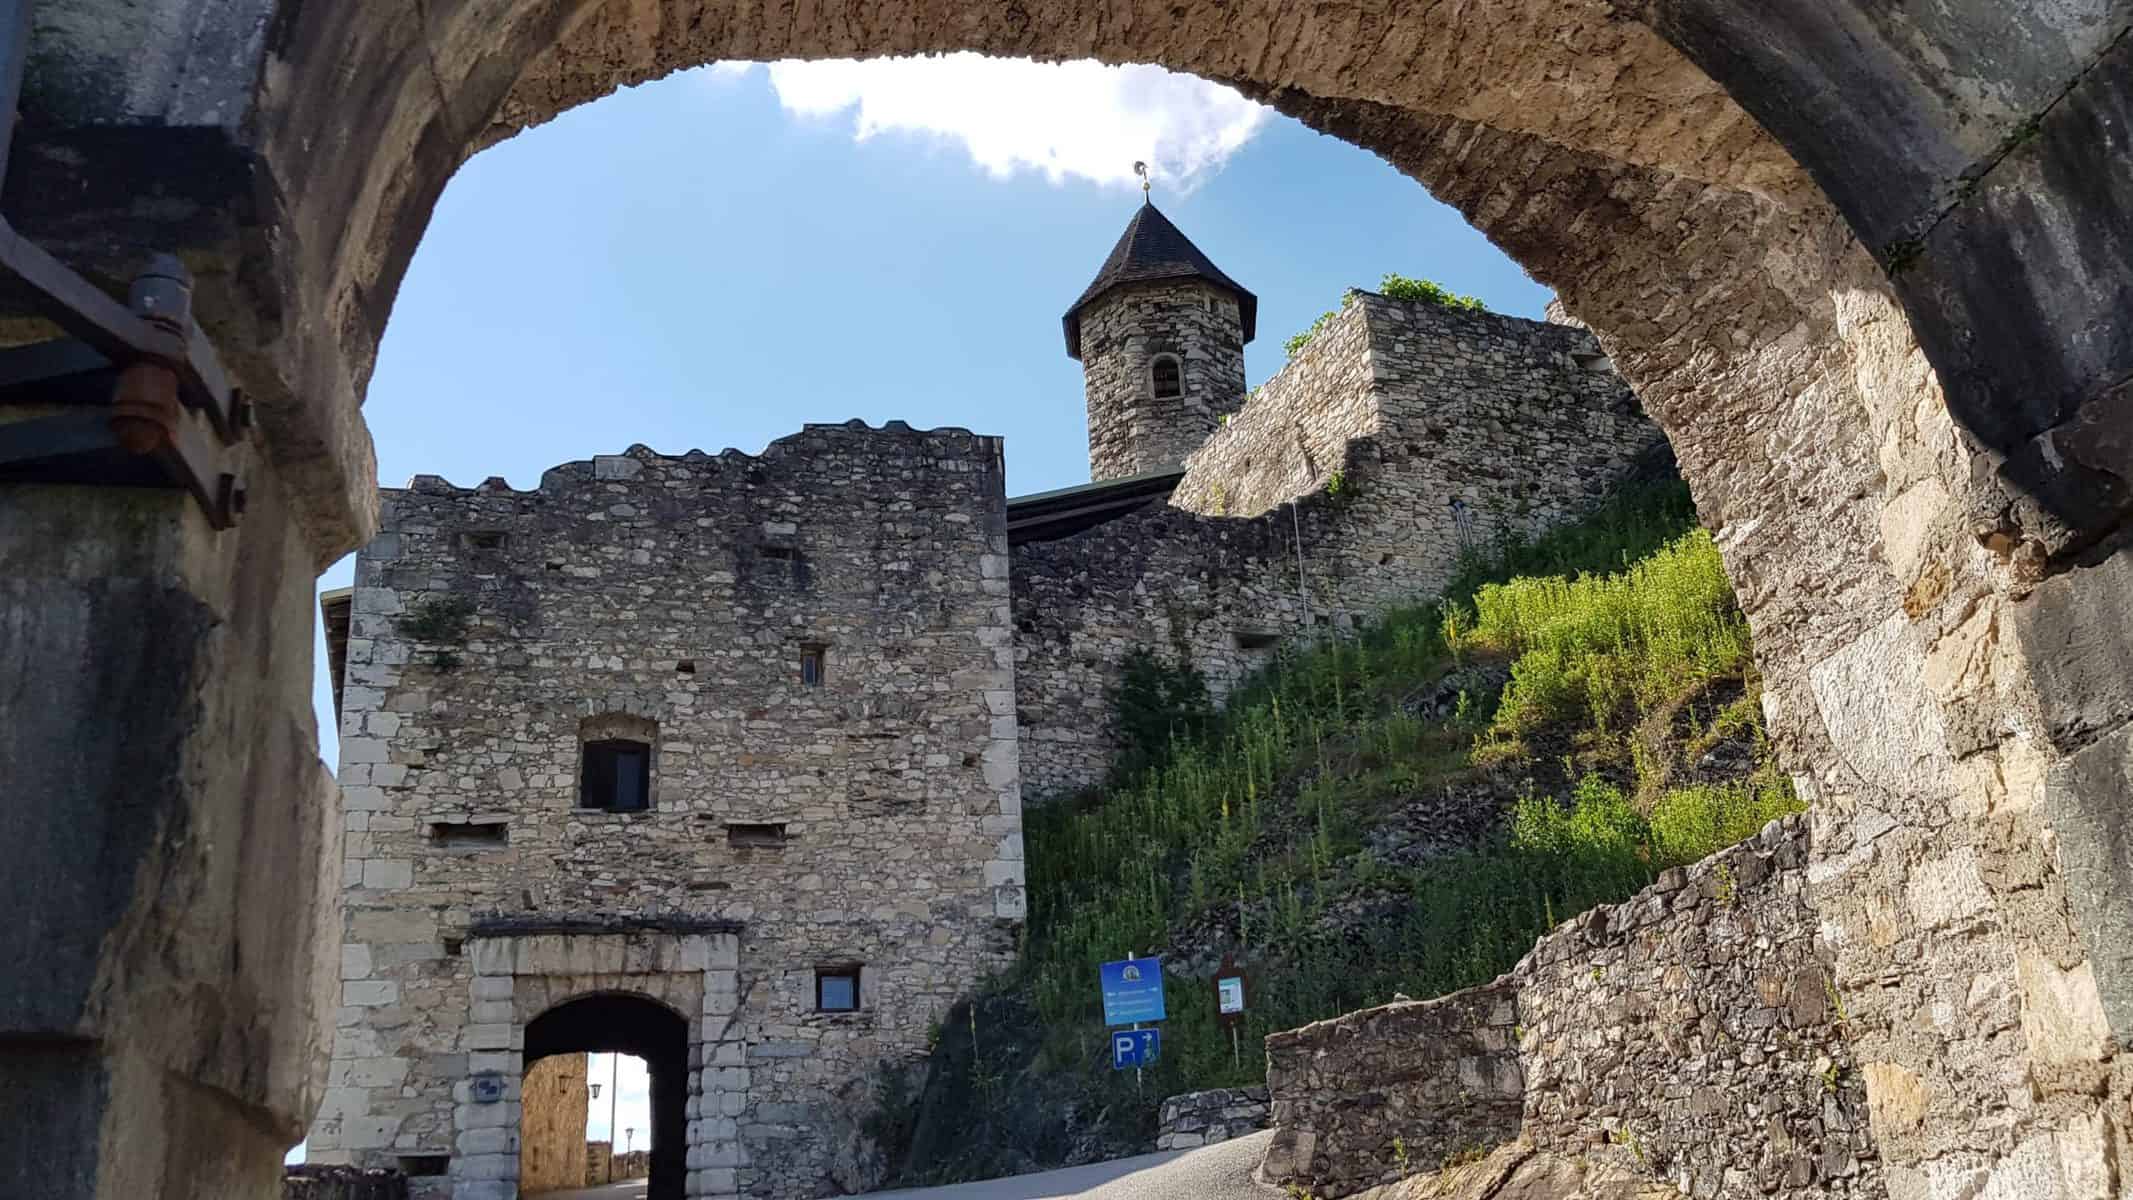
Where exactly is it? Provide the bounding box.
[0,477,342,1199]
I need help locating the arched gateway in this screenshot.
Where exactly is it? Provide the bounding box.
[519,980,698,1198]
[1,3,2128,1199]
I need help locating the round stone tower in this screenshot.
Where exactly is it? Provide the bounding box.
[1064,203,1257,481]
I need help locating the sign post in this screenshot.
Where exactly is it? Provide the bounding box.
[1110,1028,1161,1071]
[1213,956,1251,1072]
[1099,956,1167,1026]
[1100,955,1167,1094]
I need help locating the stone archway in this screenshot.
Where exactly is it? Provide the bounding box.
[3,3,2128,1199]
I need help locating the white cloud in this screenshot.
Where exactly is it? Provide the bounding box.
[709,55,1269,193]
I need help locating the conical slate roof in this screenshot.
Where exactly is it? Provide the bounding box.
[1062,202,1257,359]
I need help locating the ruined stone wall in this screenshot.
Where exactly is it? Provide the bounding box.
[1010,499,1313,800]
[1171,288,1381,519]
[1262,817,1880,1200]
[517,1054,586,1193]
[1262,980,1525,1195]
[283,1166,409,1200]
[1014,294,1660,801]
[1175,292,1658,611]
[1080,279,1247,481]
[1155,1087,1271,1151]
[308,423,1025,1200]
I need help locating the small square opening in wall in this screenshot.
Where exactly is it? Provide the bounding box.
[676,659,697,674]
[428,820,508,848]
[461,531,507,552]
[816,966,861,1012]
[397,1156,449,1177]
[1233,630,1280,651]
[799,644,827,688]
[442,936,464,958]
[727,822,789,849]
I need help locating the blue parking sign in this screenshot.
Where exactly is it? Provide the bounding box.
[1099,957,1167,1026]
[1110,1028,1160,1070]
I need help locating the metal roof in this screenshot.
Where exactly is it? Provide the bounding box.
[1007,466,1186,544]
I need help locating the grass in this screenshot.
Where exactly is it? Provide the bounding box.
[882,480,1802,1183]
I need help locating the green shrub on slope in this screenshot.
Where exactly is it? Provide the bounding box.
[881,482,1801,1185]
[1456,529,1753,739]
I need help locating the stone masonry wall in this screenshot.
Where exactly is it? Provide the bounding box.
[308,422,1025,1200]
[1262,817,1880,1200]
[1261,980,1525,1193]
[518,1053,587,1192]
[283,1167,409,1200]
[1155,1087,1272,1151]
[1013,294,1660,801]
[1080,279,1247,481]
[1011,498,1319,800]
[1174,292,1657,611]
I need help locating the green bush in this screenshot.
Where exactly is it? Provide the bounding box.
[1377,272,1486,312]
[1451,529,1751,738]
[1282,274,1489,360]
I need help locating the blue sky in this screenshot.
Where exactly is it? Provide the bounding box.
[300,57,1545,1154]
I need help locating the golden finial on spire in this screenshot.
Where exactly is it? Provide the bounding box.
[1133,160,1150,201]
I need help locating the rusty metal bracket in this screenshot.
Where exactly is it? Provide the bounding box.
[0,0,248,529]
[0,248,249,529]
[0,220,246,443]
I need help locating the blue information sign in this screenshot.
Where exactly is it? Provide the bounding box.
[1110,1028,1161,1070]
[1099,956,1167,1026]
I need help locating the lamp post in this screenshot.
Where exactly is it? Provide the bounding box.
[607,1054,619,1183]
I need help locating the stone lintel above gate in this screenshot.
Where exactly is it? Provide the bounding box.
[465,918,742,979]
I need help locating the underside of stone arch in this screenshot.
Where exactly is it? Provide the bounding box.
[3,1,2129,1197]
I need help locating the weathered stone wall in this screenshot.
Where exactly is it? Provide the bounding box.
[1262,980,1525,1194]
[1011,499,1313,800]
[1171,289,1381,519]
[1080,279,1247,480]
[283,1166,409,1200]
[1175,292,1656,606]
[1013,294,1660,801]
[11,0,2133,1197]
[518,1054,587,1193]
[1262,817,1880,1200]
[307,422,1025,1200]
[1155,1087,1271,1151]
[583,1143,647,1185]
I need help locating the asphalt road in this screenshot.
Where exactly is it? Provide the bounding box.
[534,1133,1283,1200]
[867,1131,1283,1199]
[539,1182,650,1200]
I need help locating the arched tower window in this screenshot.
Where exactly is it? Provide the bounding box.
[1150,354,1183,400]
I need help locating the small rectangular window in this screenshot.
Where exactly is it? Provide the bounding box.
[799,645,826,688]
[398,1156,450,1177]
[1233,630,1280,651]
[429,820,508,848]
[462,531,507,551]
[581,739,651,811]
[816,967,861,1012]
[727,822,789,849]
